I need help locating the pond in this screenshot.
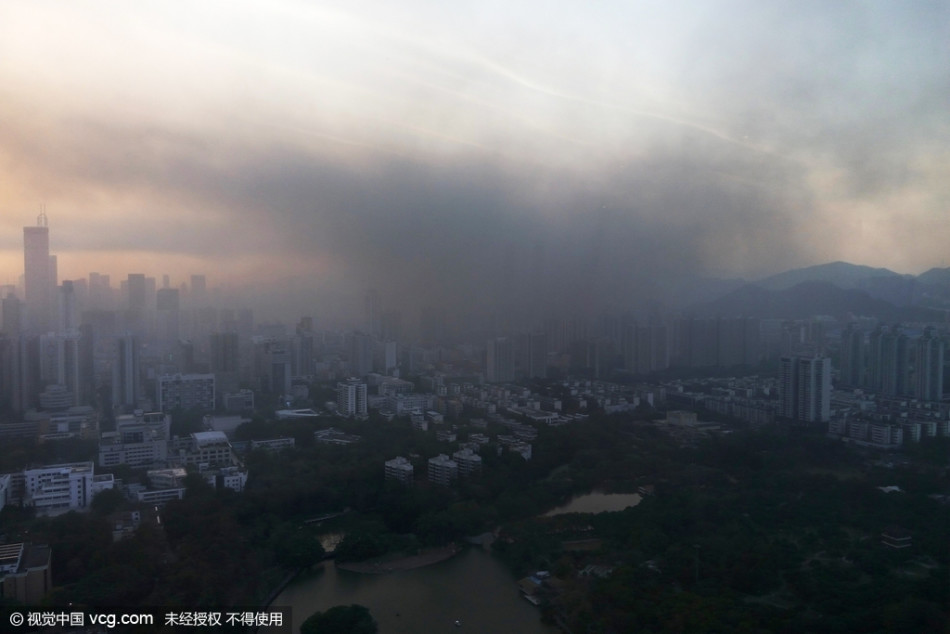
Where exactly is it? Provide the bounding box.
[544,491,642,516]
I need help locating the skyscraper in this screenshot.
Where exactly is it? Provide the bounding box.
[23,214,52,334]
[113,334,140,411]
[838,323,865,388]
[364,289,380,339]
[867,325,910,397]
[780,355,831,424]
[2,294,22,336]
[915,328,944,403]
[58,281,78,334]
[349,331,373,377]
[486,337,514,383]
[125,274,147,337]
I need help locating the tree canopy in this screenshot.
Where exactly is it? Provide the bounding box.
[300,604,377,634]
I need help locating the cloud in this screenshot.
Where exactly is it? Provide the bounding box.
[1,0,948,325]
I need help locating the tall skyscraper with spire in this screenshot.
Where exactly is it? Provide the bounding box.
[23,212,53,334]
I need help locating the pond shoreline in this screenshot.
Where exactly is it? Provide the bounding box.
[335,543,461,574]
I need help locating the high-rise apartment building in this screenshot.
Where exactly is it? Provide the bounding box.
[523,332,548,379]
[915,328,944,403]
[113,334,140,411]
[349,331,373,377]
[838,324,865,388]
[210,332,240,373]
[38,333,80,408]
[337,379,368,418]
[189,274,207,307]
[867,326,910,397]
[486,337,514,383]
[780,355,831,423]
[157,373,215,412]
[156,287,180,342]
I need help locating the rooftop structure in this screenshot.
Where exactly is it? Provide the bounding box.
[250,437,296,452]
[314,427,362,445]
[0,542,52,604]
[172,431,234,467]
[275,408,320,420]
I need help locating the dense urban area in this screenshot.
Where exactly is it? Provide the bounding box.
[0,219,947,632]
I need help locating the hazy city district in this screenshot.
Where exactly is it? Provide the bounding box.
[0,216,947,633]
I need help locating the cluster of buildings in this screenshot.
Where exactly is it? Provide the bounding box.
[0,409,247,513]
[839,324,944,402]
[0,462,114,515]
[828,393,950,448]
[384,448,484,487]
[96,410,245,502]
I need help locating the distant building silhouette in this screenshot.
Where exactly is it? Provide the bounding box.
[23,215,53,334]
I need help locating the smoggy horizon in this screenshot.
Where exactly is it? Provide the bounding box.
[2,1,948,323]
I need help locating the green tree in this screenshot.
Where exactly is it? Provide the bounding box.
[90,487,125,516]
[300,604,377,634]
[270,523,326,569]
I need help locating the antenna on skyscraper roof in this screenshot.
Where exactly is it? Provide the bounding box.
[37,204,48,227]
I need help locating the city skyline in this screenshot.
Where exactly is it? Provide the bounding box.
[1,1,948,319]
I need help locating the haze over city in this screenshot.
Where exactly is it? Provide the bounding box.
[1,0,948,322]
[3,4,950,631]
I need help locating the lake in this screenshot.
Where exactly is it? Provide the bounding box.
[276,547,557,633]
[277,492,642,632]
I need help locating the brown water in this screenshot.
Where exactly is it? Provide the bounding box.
[544,491,642,516]
[276,547,557,633]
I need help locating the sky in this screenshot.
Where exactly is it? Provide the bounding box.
[1,0,948,322]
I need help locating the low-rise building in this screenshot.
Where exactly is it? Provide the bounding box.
[201,466,248,493]
[250,437,296,452]
[99,411,170,468]
[109,510,142,542]
[384,456,414,485]
[21,462,112,514]
[136,488,186,505]
[436,430,457,443]
[314,428,362,445]
[0,542,52,604]
[276,408,320,420]
[452,448,482,478]
[172,431,235,467]
[223,389,255,412]
[147,468,187,490]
